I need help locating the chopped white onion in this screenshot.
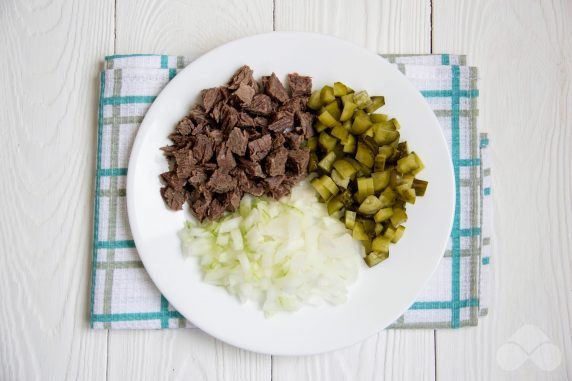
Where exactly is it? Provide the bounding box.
[179,180,363,316]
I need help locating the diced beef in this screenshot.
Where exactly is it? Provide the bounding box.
[271,133,286,149]
[175,117,194,135]
[268,115,294,133]
[228,65,255,90]
[228,128,248,156]
[262,73,289,104]
[287,73,312,97]
[225,189,242,212]
[221,104,239,132]
[239,158,265,178]
[248,135,272,161]
[237,112,255,127]
[235,168,265,196]
[161,65,314,221]
[193,134,214,163]
[253,116,269,128]
[287,149,310,176]
[285,131,305,149]
[202,87,223,112]
[244,94,272,116]
[216,144,236,173]
[207,199,225,220]
[265,147,288,176]
[207,170,237,193]
[233,83,255,105]
[160,186,186,211]
[295,111,314,138]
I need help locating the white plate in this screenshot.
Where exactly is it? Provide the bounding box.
[127,32,454,355]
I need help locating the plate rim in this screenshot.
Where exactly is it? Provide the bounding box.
[127,31,455,355]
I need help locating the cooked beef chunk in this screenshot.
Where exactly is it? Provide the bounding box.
[193,134,214,163]
[265,147,288,176]
[248,135,272,161]
[239,158,265,178]
[295,111,315,138]
[228,65,255,90]
[160,186,186,210]
[262,73,289,104]
[160,65,313,220]
[244,94,272,116]
[175,117,194,135]
[233,83,255,105]
[202,87,223,112]
[287,149,310,176]
[268,115,294,133]
[207,170,237,193]
[221,104,239,131]
[228,128,248,156]
[237,112,255,127]
[287,73,312,97]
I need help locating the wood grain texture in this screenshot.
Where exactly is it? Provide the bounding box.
[116,0,274,59]
[273,1,435,379]
[0,0,114,380]
[273,331,435,381]
[274,0,431,53]
[433,0,572,380]
[108,1,274,380]
[108,329,270,381]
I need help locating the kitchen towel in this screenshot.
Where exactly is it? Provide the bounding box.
[91,53,491,329]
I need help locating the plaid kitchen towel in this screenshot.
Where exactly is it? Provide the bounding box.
[91,53,491,329]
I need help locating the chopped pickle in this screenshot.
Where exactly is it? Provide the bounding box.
[352,221,369,241]
[374,153,386,172]
[307,90,322,110]
[307,81,428,267]
[333,82,350,96]
[390,207,407,226]
[370,113,389,123]
[374,207,393,223]
[333,159,358,179]
[345,210,356,229]
[331,123,349,141]
[355,141,374,168]
[353,90,372,109]
[351,114,372,134]
[318,151,337,172]
[318,110,338,127]
[412,179,429,196]
[365,251,388,267]
[365,96,385,113]
[340,102,357,122]
[324,101,341,120]
[320,85,336,104]
[392,225,405,243]
[331,168,350,189]
[358,195,383,215]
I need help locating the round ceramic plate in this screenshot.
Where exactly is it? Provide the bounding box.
[127,32,454,355]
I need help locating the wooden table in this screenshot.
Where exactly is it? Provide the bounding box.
[1,0,571,379]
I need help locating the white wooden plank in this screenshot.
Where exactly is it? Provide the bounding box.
[116,0,274,59]
[108,329,270,381]
[273,331,435,381]
[109,1,274,380]
[433,0,572,380]
[273,1,435,379]
[0,0,114,380]
[275,0,431,53]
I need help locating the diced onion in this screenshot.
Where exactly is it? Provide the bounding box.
[179,180,363,316]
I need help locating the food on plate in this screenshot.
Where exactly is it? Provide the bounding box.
[306,82,428,267]
[178,181,362,315]
[160,65,314,221]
